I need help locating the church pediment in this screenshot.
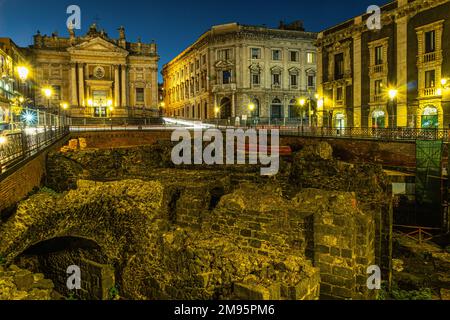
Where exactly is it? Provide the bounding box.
[68,37,129,56]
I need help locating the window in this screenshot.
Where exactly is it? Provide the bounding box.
[271,98,283,119]
[307,52,315,64]
[374,80,383,95]
[195,60,200,70]
[425,30,436,53]
[136,88,145,102]
[202,55,207,65]
[425,70,436,88]
[251,48,261,60]
[290,51,299,62]
[308,75,315,88]
[252,73,260,85]
[375,46,383,65]
[334,53,344,80]
[272,73,281,86]
[190,63,194,73]
[223,70,232,84]
[52,85,61,100]
[272,50,281,61]
[290,74,298,87]
[218,49,231,60]
[336,87,343,101]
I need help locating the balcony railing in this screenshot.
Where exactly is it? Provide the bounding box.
[422,87,439,97]
[371,94,386,103]
[423,52,436,63]
[370,64,385,75]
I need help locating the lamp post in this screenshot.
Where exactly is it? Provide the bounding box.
[60,102,68,128]
[214,107,220,127]
[299,98,306,129]
[42,87,53,128]
[388,89,398,128]
[248,103,255,127]
[109,106,114,130]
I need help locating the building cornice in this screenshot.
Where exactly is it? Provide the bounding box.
[317,0,450,47]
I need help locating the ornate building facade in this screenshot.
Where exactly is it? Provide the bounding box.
[317,0,450,129]
[163,22,317,121]
[0,38,33,130]
[26,24,159,118]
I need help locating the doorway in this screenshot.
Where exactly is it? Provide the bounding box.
[93,91,108,118]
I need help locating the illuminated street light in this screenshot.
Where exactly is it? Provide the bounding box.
[248,103,255,112]
[388,89,398,100]
[43,88,53,98]
[88,99,93,107]
[0,136,7,145]
[61,102,69,110]
[107,99,113,107]
[17,66,29,82]
[441,78,448,86]
[317,98,324,109]
[299,99,306,107]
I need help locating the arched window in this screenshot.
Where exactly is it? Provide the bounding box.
[271,98,283,119]
[421,106,438,129]
[220,97,232,119]
[372,110,386,128]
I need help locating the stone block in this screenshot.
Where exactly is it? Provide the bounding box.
[233,283,270,300]
[14,271,35,291]
[333,266,354,278]
[249,239,262,249]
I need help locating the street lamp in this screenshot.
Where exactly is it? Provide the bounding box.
[388,89,398,101]
[17,66,29,82]
[43,87,53,110]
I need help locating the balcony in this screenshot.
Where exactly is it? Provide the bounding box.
[212,83,237,93]
[370,64,386,76]
[370,94,386,103]
[421,87,441,97]
[423,52,436,63]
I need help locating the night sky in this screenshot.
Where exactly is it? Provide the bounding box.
[0,0,390,80]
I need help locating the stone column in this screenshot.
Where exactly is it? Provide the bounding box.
[114,66,120,107]
[78,63,85,107]
[232,91,236,118]
[70,63,78,106]
[121,65,128,107]
[396,16,408,128]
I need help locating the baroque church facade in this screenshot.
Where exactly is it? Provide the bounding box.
[26,24,159,118]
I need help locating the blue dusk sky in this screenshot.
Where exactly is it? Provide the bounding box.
[0,0,390,80]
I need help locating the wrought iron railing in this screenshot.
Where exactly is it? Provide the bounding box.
[177,117,450,142]
[0,126,69,173]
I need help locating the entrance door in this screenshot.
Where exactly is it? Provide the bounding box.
[421,106,438,129]
[93,91,108,118]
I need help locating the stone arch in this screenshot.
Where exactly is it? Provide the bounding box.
[417,103,442,129]
[220,97,232,119]
[370,107,389,128]
[0,180,165,299]
[333,111,347,130]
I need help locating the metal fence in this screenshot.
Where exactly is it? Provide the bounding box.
[183,117,450,142]
[0,126,69,173]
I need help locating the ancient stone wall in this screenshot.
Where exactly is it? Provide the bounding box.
[282,136,416,169]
